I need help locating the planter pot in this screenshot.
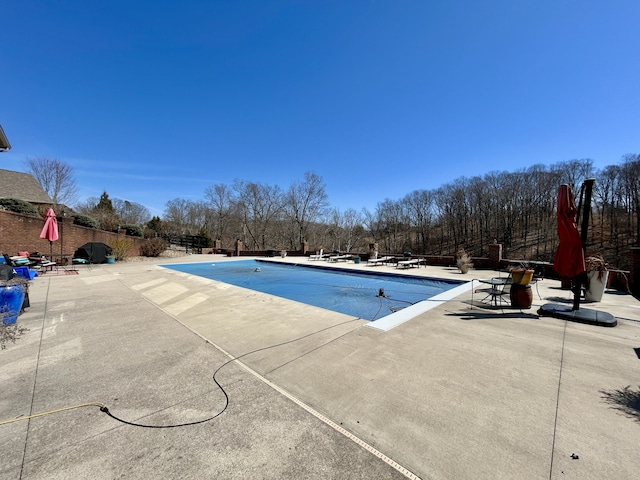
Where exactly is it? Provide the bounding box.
[106,256,115,264]
[585,270,609,302]
[511,269,525,284]
[1,283,26,325]
[510,284,533,308]
[459,264,470,274]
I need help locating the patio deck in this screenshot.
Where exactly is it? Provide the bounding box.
[2,254,639,479]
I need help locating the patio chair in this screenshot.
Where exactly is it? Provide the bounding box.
[529,265,545,299]
[475,273,514,306]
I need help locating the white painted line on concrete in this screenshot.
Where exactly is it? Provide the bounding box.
[366,281,474,331]
[201,336,422,480]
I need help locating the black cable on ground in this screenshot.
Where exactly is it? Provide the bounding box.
[7,317,363,429]
[548,318,568,479]
[108,316,363,428]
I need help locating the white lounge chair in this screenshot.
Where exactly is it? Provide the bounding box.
[396,258,420,269]
[309,249,329,261]
[329,254,354,262]
[367,256,393,266]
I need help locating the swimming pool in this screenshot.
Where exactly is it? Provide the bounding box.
[161,259,467,328]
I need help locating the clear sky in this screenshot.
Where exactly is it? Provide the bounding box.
[1,1,638,216]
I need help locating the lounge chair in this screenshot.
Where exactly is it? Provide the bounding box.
[23,254,57,273]
[329,254,354,262]
[7,255,32,267]
[367,256,393,266]
[396,258,420,269]
[309,249,329,261]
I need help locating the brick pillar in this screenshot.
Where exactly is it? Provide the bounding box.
[488,243,502,269]
[301,241,308,254]
[630,247,640,296]
[214,239,222,250]
[369,243,379,258]
[235,240,243,256]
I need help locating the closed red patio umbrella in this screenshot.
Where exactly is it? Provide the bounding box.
[40,208,59,258]
[553,184,585,282]
[540,180,616,326]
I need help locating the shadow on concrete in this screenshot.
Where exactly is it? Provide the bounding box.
[446,310,539,321]
[600,385,640,423]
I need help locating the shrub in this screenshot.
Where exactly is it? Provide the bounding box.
[143,226,157,239]
[139,237,168,257]
[119,224,144,237]
[0,198,39,217]
[110,238,134,261]
[73,214,100,229]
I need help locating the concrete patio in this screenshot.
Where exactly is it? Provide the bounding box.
[2,254,639,479]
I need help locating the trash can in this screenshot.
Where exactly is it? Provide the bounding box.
[353,257,361,264]
[0,283,26,325]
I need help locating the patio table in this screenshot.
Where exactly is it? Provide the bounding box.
[476,277,509,306]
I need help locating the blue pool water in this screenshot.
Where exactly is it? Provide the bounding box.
[161,259,463,321]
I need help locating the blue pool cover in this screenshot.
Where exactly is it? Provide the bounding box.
[162,259,463,321]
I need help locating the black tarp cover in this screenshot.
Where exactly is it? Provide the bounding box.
[73,242,112,263]
[0,264,17,282]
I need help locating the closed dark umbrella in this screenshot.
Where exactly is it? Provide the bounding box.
[553,184,585,281]
[39,208,59,258]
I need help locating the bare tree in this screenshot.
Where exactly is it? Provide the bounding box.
[112,198,151,225]
[285,172,328,245]
[24,157,78,206]
[204,183,236,243]
[163,198,209,235]
[403,189,436,254]
[619,154,640,244]
[233,180,284,250]
[329,208,365,252]
[374,198,408,254]
[75,191,120,231]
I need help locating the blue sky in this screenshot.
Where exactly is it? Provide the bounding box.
[1,1,638,216]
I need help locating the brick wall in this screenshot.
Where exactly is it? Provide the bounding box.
[0,210,145,259]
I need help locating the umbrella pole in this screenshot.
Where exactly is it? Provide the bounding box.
[572,179,595,311]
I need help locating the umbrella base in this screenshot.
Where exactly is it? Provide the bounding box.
[538,303,617,327]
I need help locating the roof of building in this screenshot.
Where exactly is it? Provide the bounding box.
[0,168,54,204]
